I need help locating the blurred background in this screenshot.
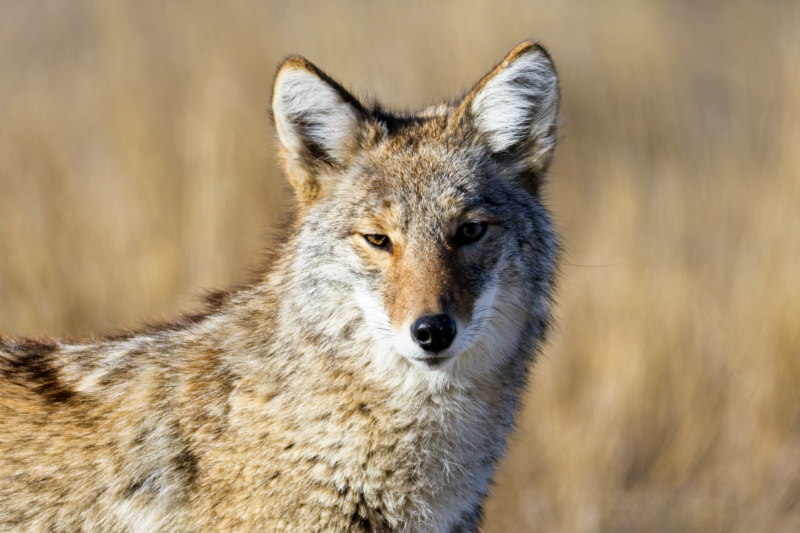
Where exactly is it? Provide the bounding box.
[1,1,799,531]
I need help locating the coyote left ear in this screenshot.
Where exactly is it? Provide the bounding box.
[272,57,367,201]
[457,42,560,189]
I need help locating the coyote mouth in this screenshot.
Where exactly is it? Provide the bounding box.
[410,355,455,368]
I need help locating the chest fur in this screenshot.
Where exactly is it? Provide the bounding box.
[184,369,513,532]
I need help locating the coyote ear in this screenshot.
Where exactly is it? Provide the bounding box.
[272,57,366,201]
[458,42,560,188]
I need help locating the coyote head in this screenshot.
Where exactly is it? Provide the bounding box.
[271,43,559,373]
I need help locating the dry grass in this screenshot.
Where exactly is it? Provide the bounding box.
[2,1,799,530]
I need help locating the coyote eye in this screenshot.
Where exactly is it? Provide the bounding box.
[364,234,391,250]
[455,222,487,246]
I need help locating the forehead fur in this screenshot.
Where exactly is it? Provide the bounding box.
[341,116,489,224]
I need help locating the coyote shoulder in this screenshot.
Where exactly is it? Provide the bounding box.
[0,42,560,532]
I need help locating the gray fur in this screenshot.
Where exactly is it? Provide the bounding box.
[0,41,560,532]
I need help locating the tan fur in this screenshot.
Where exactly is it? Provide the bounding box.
[1,42,561,532]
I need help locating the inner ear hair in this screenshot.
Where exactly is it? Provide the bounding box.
[456,42,560,181]
[272,58,366,164]
[272,56,370,201]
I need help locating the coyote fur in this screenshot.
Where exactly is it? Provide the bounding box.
[0,42,560,532]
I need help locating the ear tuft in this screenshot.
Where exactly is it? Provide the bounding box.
[465,42,560,178]
[272,57,365,200]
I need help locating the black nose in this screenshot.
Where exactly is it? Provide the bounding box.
[411,314,456,353]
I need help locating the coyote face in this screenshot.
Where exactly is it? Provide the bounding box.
[347,147,508,370]
[273,43,559,375]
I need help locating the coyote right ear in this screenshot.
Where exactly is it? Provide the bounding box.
[272,57,367,202]
[455,42,560,190]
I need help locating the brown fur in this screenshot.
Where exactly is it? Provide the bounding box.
[0,42,561,532]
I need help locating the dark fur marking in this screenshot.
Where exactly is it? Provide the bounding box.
[123,475,155,498]
[124,447,198,499]
[348,490,390,533]
[0,339,75,404]
[174,447,199,487]
[97,349,144,387]
[133,426,152,446]
[368,104,429,133]
[204,288,233,309]
[293,116,339,165]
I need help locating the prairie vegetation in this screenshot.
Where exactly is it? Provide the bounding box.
[1,1,798,530]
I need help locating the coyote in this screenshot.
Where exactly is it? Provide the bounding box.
[0,42,560,532]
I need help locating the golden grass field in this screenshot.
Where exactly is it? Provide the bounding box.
[2,1,799,531]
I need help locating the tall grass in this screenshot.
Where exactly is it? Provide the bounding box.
[1,1,799,530]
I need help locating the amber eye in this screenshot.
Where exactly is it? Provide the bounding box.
[455,222,487,246]
[364,234,391,250]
